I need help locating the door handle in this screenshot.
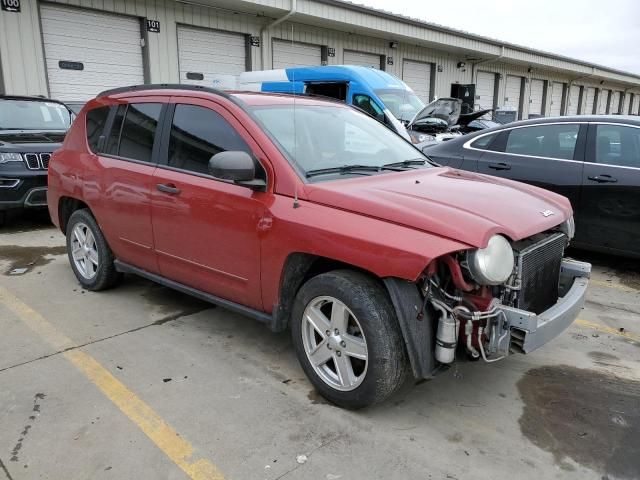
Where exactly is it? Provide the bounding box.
[488,162,511,171]
[587,175,618,183]
[156,183,181,194]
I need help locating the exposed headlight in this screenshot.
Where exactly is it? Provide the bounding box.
[466,235,515,285]
[0,153,23,164]
[409,131,430,144]
[558,216,575,240]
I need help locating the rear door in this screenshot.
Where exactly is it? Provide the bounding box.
[150,98,268,309]
[578,123,640,255]
[90,100,164,273]
[475,122,586,208]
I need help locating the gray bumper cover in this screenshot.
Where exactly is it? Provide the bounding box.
[499,259,591,354]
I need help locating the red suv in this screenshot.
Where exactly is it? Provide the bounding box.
[48,85,591,408]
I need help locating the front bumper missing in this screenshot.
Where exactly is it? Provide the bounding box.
[498,259,591,354]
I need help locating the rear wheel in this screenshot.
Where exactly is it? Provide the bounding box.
[66,209,121,291]
[291,270,407,409]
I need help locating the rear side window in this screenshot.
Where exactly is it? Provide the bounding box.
[471,133,498,150]
[594,124,640,168]
[106,103,163,163]
[86,106,110,153]
[167,104,250,175]
[505,124,580,160]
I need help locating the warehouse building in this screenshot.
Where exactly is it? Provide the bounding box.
[1,0,640,119]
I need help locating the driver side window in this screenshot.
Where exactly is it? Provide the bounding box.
[167,104,251,175]
[352,94,385,123]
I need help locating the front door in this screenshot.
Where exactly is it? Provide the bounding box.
[150,99,268,309]
[578,123,640,256]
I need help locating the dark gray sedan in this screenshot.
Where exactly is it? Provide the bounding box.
[425,115,640,258]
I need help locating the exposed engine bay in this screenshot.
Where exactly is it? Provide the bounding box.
[422,228,580,366]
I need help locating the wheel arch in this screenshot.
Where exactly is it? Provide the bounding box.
[58,196,90,235]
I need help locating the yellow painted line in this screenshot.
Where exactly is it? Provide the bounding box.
[575,318,640,344]
[0,287,224,480]
[589,278,639,294]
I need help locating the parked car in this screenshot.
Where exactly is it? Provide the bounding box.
[0,95,74,224]
[425,115,640,258]
[48,85,590,408]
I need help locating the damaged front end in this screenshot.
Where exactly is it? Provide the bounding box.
[387,225,591,378]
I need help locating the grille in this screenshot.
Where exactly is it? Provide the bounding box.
[515,233,566,314]
[23,153,50,170]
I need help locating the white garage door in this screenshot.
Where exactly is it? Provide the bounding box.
[610,91,621,114]
[272,40,321,68]
[402,60,431,102]
[634,94,640,115]
[343,50,380,69]
[177,26,246,88]
[504,75,522,111]
[598,89,610,114]
[549,82,564,116]
[584,87,596,114]
[40,5,144,101]
[623,93,631,114]
[567,85,581,115]
[476,71,496,110]
[528,79,544,116]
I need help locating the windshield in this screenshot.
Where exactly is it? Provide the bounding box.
[374,88,425,122]
[0,99,72,130]
[252,104,429,180]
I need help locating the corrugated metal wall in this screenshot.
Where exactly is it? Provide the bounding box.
[1,0,639,118]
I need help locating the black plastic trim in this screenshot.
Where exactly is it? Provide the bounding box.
[114,260,273,324]
[97,83,232,99]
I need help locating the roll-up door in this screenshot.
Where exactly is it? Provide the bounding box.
[40,4,144,101]
[610,91,621,114]
[528,79,544,116]
[634,94,640,115]
[598,89,610,114]
[504,75,522,113]
[476,71,496,110]
[584,87,596,114]
[402,60,431,102]
[177,26,246,88]
[272,39,322,68]
[343,50,381,69]
[623,94,632,114]
[549,82,564,116]
[567,85,581,115]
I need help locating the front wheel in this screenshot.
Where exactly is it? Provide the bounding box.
[291,270,408,409]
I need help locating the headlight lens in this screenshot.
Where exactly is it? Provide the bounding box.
[558,215,575,240]
[466,235,515,285]
[0,153,23,164]
[409,131,430,144]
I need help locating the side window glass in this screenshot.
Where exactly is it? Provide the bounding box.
[595,124,640,168]
[471,133,498,150]
[352,94,385,123]
[106,105,126,155]
[86,106,110,153]
[505,124,580,160]
[117,103,163,163]
[167,104,251,175]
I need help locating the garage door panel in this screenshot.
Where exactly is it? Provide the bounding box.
[529,79,544,116]
[273,40,321,68]
[584,87,596,114]
[344,50,380,69]
[567,85,580,115]
[402,60,431,102]
[549,82,564,116]
[41,5,144,101]
[476,71,495,110]
[504,75,522,110]
[611,91,621,113]
[598,90,610,114]
[178,26,246,86]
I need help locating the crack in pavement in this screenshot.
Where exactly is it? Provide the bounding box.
[0,310,204,374]
[0,457,14,480]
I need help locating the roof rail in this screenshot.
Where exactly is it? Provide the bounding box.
[97,83,230,99]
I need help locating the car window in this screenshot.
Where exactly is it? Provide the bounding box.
[86,106,110,153]
[106,105,126,155]
[352,94,385,123]
[117,103,163,163]
[505,124,580,160]
[471,133,498,150]
[167,104,251,175]
[595,124,640,168]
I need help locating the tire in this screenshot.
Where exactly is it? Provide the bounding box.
[291,270,408,409]
[66,209,121,291]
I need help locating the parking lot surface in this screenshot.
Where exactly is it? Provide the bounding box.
[1,215,639,480]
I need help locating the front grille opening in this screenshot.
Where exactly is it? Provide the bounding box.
[24,154,40,169]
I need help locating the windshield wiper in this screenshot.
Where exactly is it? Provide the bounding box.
[382,159,427,168]
[305,164,402,178]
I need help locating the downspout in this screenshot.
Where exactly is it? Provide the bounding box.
[471,45,504,83]
[260,0,297,70]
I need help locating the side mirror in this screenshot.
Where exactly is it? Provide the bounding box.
[208,151,266,189]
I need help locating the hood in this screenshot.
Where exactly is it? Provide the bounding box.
[0,130,66,145]
[304,167,572,248]
[409,98,462,128]
[458,109,493,127]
